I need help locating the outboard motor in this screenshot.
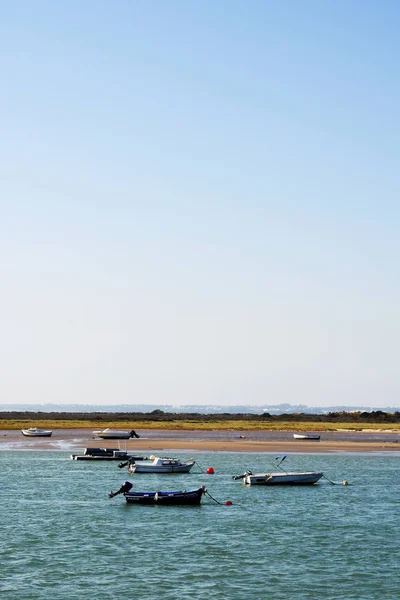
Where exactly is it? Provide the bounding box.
[130,430,140,438]
[232,470,253,481]
[109,481,133,498]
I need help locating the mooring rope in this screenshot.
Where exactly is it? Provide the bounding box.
[322,474,348,486]
[193,460,206,473]
[204,490,224,505]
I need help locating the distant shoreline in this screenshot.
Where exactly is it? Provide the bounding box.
[0,428,399,453]
[1,416,400,432]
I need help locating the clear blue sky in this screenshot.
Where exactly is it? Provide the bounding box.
[1,1,399,408]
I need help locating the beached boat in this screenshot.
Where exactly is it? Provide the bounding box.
[128,455,195,474]
[232,455,323,486]
[70,448,150,461]
[109,481,206,505]
[21,428,53,437]
[293,433,320,440]
[233,470,323,485]
[92,428,140,440]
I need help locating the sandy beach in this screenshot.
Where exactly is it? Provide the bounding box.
[0,428,399,453]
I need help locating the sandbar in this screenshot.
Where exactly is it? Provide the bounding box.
[0,428,399,453]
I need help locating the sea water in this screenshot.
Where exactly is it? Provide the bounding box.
[0,451,399,600]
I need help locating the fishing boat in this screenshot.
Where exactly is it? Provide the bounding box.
[21,428,53,437]
[234,470,323,485]
[92,428,140,440]
[109,481,206,505]
[127,455,195,474]
[293,433,320,440]
[70,448,150,461]
[232,455,323,486]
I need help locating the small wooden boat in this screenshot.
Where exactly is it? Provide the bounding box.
[293,433,320,440]
[127,455,195,474]
[109,481,206,505]
[234,470,323,485]
[70,448,150,461]
[92,428,140,440]
[21,428,53,437]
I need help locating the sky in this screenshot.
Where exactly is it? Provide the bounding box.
[1,1,399,409]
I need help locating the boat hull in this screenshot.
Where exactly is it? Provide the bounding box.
[21,429,52,437]
[293,434,320,440]
[124,486,205,505]
[130,463,195,473]
[244,472,323,485]
[93,434,132,439]
[71,449,148,461]
[128,456,195,474]
[92,429,139,440]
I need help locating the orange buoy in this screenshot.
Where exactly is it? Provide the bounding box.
[206,467,215,474]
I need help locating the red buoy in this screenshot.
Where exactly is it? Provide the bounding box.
[225,500,233,506]
[206,467,215,474]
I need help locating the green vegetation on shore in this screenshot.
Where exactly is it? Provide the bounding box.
[1,409,399,431]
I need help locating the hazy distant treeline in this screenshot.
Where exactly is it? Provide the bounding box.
[1,409,399,423]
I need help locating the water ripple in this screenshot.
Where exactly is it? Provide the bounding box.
[1,451,399,599]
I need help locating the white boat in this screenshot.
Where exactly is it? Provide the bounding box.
[21,428,53,437]
[128,455,195,474]
[235,470,323,485]
[293,433,320,440]
[232,455,323,485]
[92,428,140,440]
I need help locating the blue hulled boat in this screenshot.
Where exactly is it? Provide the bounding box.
[109,482,206,505]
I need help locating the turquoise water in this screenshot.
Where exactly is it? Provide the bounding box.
[1,451,399,599]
